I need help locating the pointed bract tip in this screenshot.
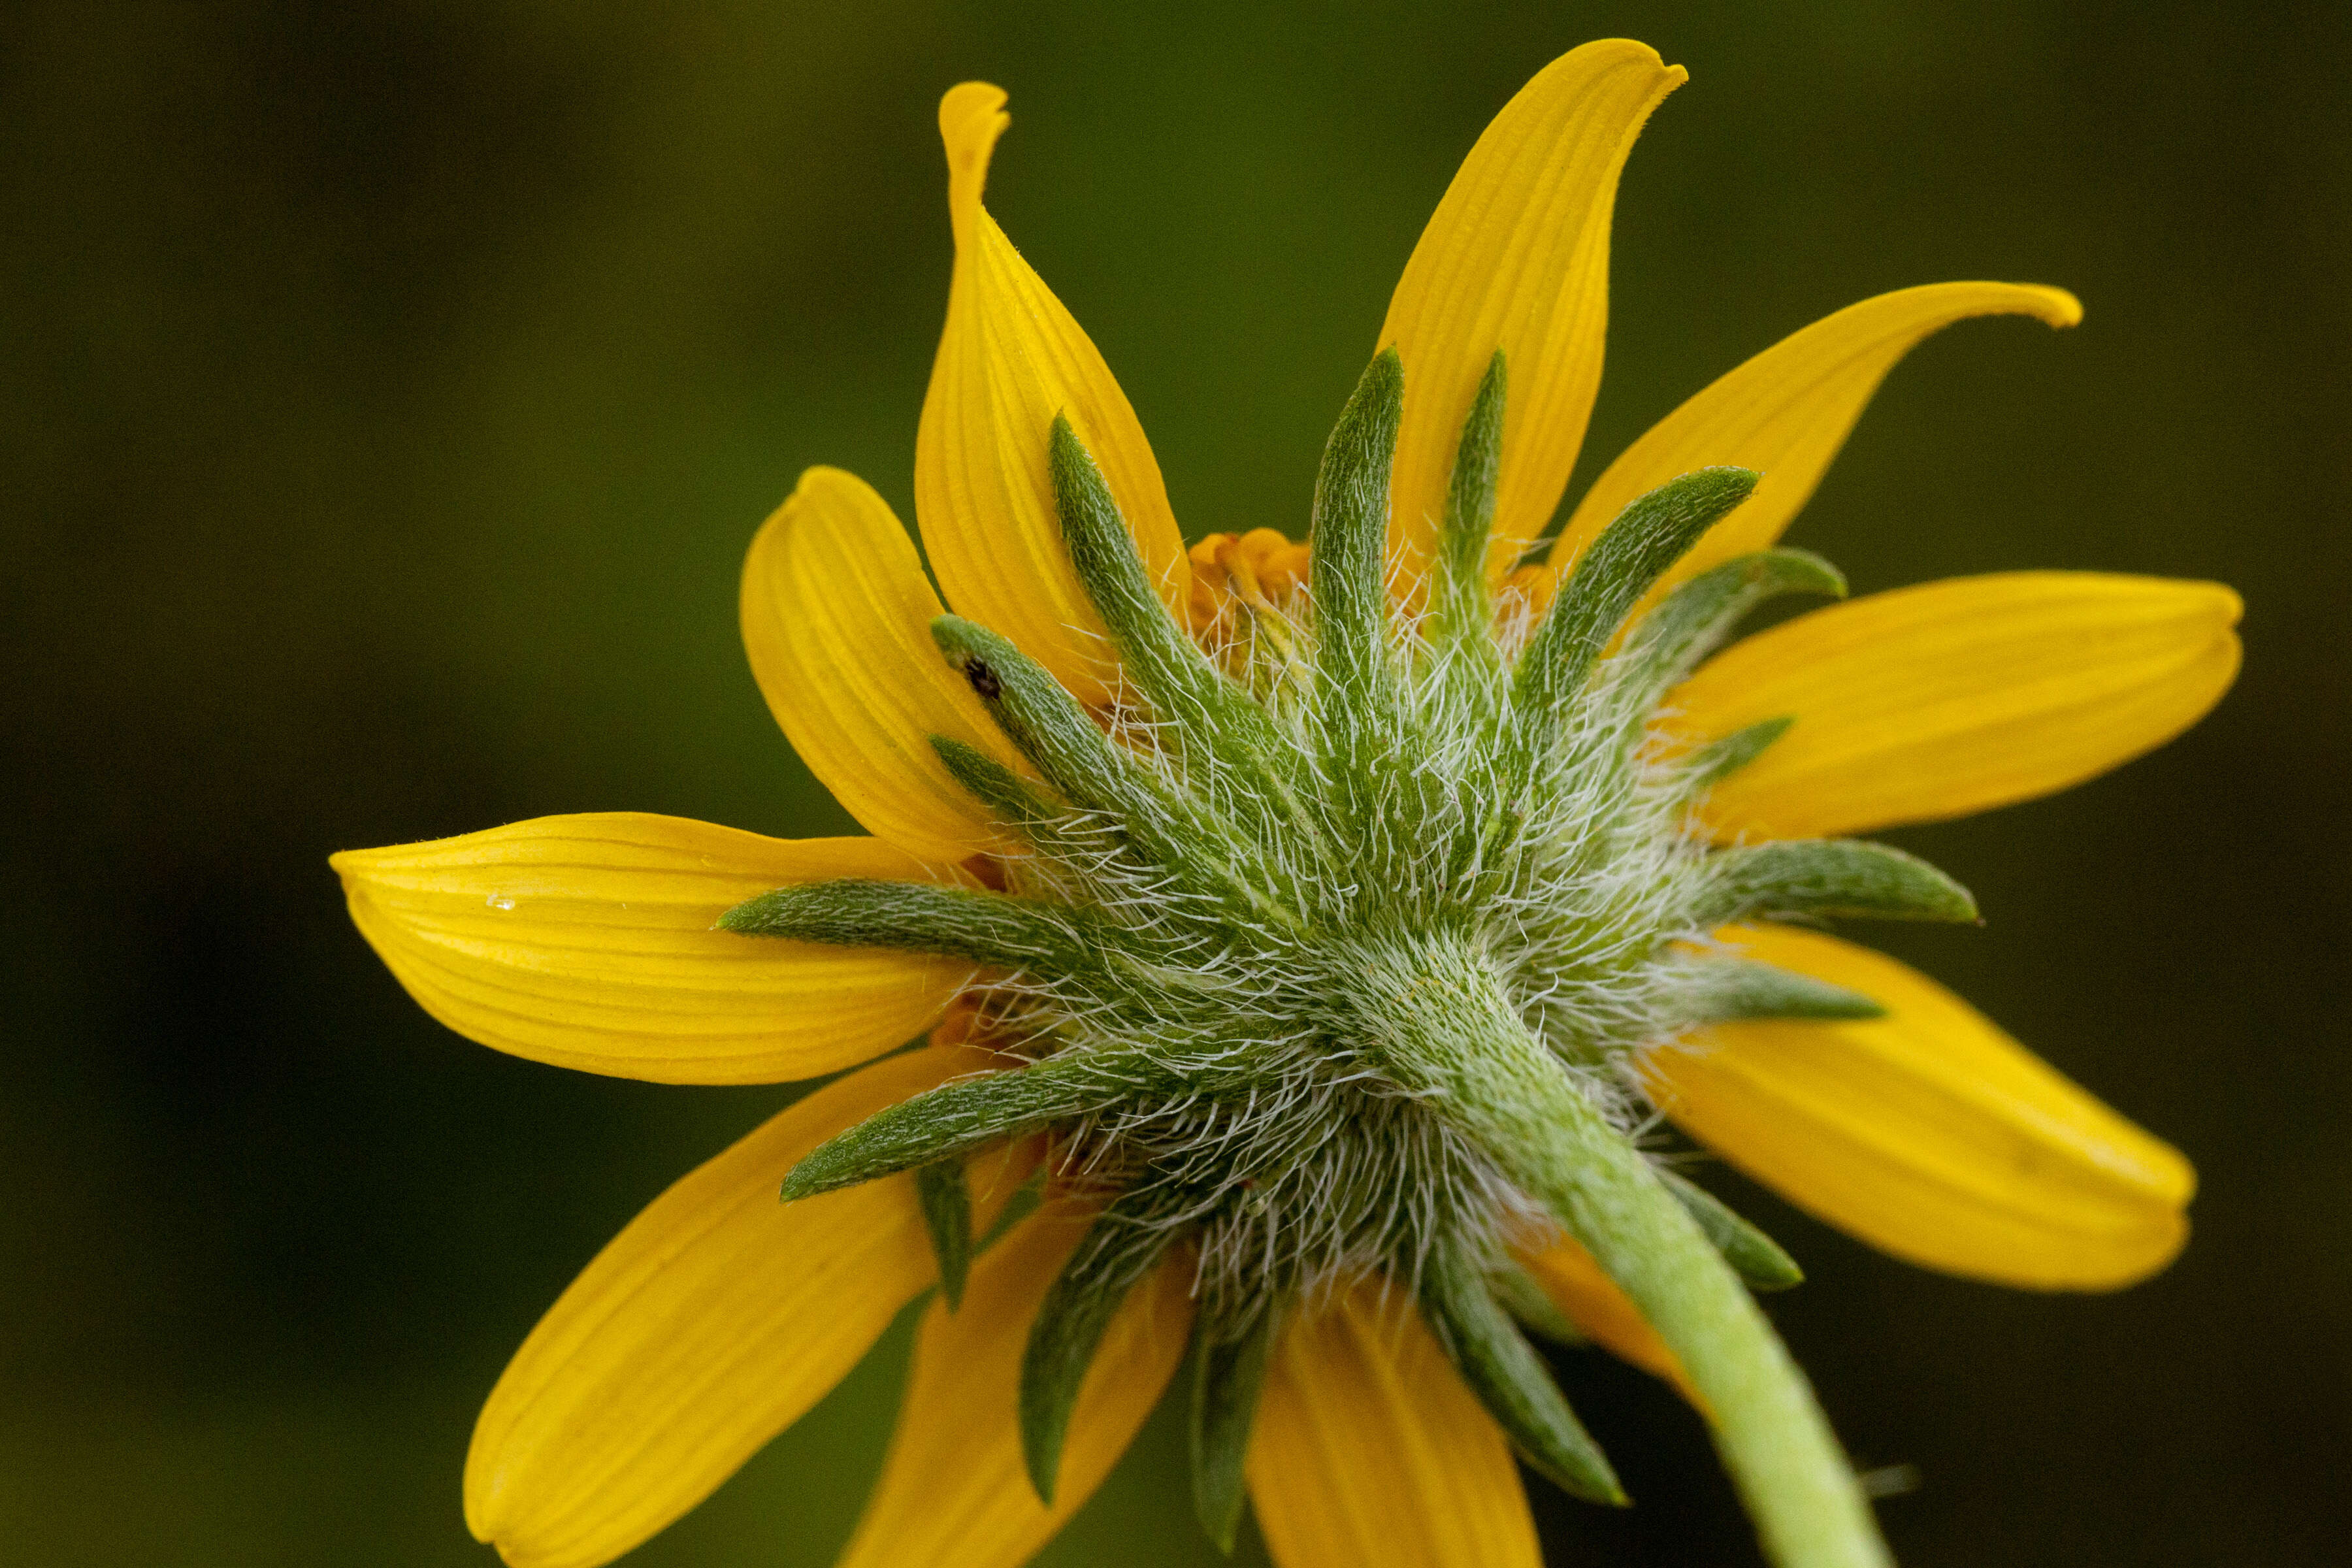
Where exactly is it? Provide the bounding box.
[1690,463,1762,498]
[927,613,996,668]
[781,1124,883,1203]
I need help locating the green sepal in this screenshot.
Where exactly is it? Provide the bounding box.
[1052,419,1319,848]
[931,615,1294,932]
[1188,1305,1279,1552]
[930,734,1143,874]
[719,878,1094,977]
[1051,417,1278,750]
[1308,349,1405,713]
[1658,1168,1805,1292]
[1680,715,1794,795]
[1514,467,1759,732]
[1486,1260,1588,1348]
[930,734,1048,823]
[1420,1249,1625,1505]
[930,614,1163,825]
[1021,1196,1179,1505]
[1617,547,1845,709]
[1670,956,1887,1024]
[781,1058,1126,1201]
[1434,351,1507,647]
[914,1159,973,1309]
[1695,838,1978,926]
[1049,414,1206,704]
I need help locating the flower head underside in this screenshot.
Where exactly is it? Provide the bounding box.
[332,39,2240,1568]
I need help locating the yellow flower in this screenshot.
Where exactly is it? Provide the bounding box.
[333,40,2239,1568]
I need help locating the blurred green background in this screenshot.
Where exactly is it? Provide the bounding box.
[5,1,2346,1563]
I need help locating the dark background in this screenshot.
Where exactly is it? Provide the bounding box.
[5,2,2345,1563]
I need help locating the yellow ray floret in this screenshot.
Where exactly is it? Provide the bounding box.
[1676,571,2243,840]
[1381,39,1685,599]
[333,814,970,1083]
[916,82,1190,705]
[464,1045,1019,1568]
[836,1206,1194,1568]
[1247,1283,1542,1568]
[1642,925,2195,1290]
[326,38,2248,1568]
[741,465,1018,862]
[1545,281,2085,610]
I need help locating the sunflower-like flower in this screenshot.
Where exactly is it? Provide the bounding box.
[334,40,2240,1568]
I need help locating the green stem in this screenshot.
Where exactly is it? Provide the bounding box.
[1362,939,1891,1568]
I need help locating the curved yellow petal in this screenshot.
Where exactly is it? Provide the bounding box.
[741,465,1017,862]
[1674,572,2242,840]
[915,82,1188,704]
[1382,41,1684,597]
[1640,925,2195,1290]
[1247,1284,1539,1568]
[837,1205,1194,1568]
[1545,282,2083,599]
[466,1043,1021,1568]
[1514,1233,1698,1408]
[332,814,970,1083]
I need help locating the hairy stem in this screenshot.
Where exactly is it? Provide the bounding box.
[1359,938,1891,1568]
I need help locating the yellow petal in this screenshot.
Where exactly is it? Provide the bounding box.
[915,82,1188,704]
[837,1206,1195,1568]
[1640,925,2195,1290]
[466,1044,1026,1568]
[333,814,970,1083]
[740,465,1017,862]
[1382,41,1684,598]
[1514,1234,1699,1408]
[1674,572,2243,840]
[1545,282,2083,599]
[1247,1284,1539,1568]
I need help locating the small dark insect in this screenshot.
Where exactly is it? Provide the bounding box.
[963,658,1003,700]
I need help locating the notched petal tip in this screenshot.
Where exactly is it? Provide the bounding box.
[1908,280,2083,333]
[1552,280,2097,613]
[2183,577,2246,629]
[1548,35,1687,91]
[2022,283,2085,329]
[917,74,1186,705]
[939,81,1011,209]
